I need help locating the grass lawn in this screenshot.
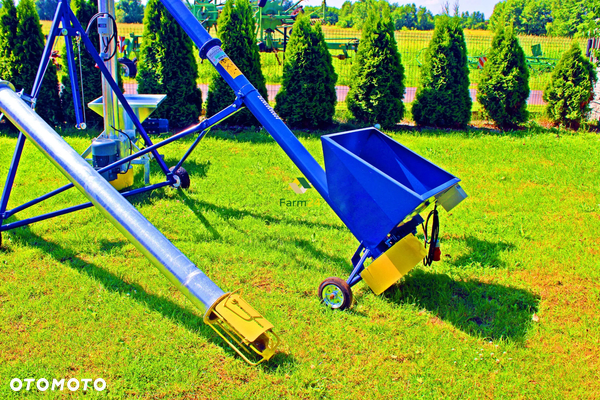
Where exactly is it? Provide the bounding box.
[1,126,599,398]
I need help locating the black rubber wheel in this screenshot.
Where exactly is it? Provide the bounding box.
[318,277,352,310]
[169,166,190,189]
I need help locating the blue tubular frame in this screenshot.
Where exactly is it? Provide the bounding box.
[2,101,241,222]
[31,0,84,124]
[156,0,380,287]
[0,0,245,235]
[1,181,171,231]
[0,134,26,229]
[346,243,370,287]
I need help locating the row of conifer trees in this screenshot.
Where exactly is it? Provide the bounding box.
[0,0,61,125]
[0,0,596,131]
[0,0,122,128]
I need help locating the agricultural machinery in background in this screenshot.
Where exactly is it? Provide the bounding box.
[586,37,600,64]
[417,43,557,73]
[526,44,557,73]
[117,33,141,77]
[253,0,358,60]
[116,0,360,75]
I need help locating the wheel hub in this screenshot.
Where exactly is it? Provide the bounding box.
[321,284,344,309]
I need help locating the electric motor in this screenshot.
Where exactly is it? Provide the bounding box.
[91,138,119,181]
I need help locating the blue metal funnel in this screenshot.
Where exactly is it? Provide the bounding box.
[322,128,460,250]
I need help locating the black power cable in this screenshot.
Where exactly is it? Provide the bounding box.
[111,126,134,174]
[422,204,440,266]
[85,13,118,61]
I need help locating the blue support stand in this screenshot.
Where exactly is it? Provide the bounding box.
[0,0,245,240]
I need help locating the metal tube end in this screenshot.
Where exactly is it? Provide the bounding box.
[204,292,280,365]
[0,80,15,91]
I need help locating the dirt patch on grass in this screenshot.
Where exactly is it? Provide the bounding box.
[265,166,290,183]
[250,268,285,294]
[514,268,600,370]
[515,269,598,317]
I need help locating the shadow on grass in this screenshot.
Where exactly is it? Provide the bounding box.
[4,224,296,369]
[384,270,539,341]
[159,156,212,179]
[207,126,343,144]
[448,236,515,269]
[0,123,104,140]
[179,191,222,241]
[178,192,350,268]
[178,193,344,233]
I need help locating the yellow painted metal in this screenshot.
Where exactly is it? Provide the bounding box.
[109,168,134,190]
[361,233,427,295]
[219,58,242,79]
[204,292,279,365]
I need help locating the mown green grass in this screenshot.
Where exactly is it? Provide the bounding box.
[1,126,599,398]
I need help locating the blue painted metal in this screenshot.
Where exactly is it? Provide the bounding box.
[30,0,84,126]
[322,128,460,252]
[21,0,171,177]
[0,133,26,220]
[1,181,171,232]
[63,34,84,126]
[173,100,243,172]
[1,99,242,222]
[174,129,209,172]
[3,181,71,219]
[346,247,370,287]
[160,0,330,200]
[0,82,226,316]
[2,0,466,314]
[63,10,172,177]
[158,0,463,260]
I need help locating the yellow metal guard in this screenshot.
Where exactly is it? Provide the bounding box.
[361,233,427,295]
[204,292,279,365]
[109,168,134,190]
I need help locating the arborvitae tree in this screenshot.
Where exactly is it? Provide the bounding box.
[274,16,337,129]
[346,7,404,129]
[0,0,18,84]
[116,0,144,24]
[478,23,529,130]
[35,0,59,20]
[137,0,202,128]
[61,0,103,126]
[14,0,62,126]
[205,0,268,127]
[543,42,597,130]
[412,15,471,129]
[136,0,161,94]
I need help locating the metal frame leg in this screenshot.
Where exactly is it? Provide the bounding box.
[0,133,27,230]
[347,243,370,287]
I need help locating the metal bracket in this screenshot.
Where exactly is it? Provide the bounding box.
[17,90,37,109]
[204,291,279,365]
[237,84,257,99]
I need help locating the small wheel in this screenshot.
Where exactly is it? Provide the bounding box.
[169,166,190,189]
[318,277,352,310]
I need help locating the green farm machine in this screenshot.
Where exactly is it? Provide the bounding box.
[117,0,359,75]
[253,0,358,60]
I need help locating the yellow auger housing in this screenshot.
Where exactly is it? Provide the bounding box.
[204,292,279,365]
